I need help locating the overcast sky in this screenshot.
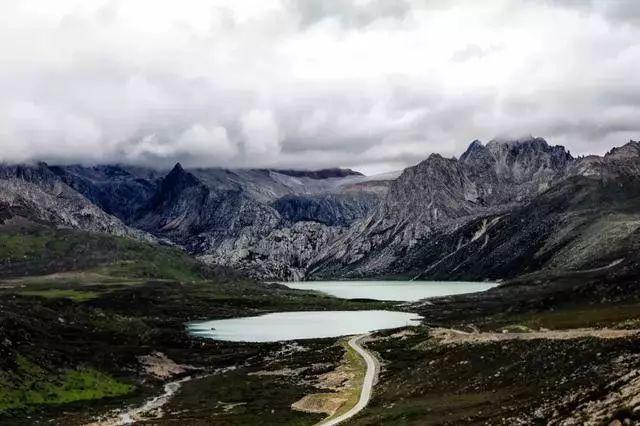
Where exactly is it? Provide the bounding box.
[1,0,639,174]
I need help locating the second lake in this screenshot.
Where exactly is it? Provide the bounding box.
[280,280,498,302]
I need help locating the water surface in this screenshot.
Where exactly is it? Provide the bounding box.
[282,280,497,302]
[188,310,422,342]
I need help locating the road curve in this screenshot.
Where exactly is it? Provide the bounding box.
[320,334,379,426]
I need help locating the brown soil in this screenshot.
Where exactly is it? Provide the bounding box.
[429,327,640,346]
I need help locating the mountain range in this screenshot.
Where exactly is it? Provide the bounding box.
[2,136,639,282]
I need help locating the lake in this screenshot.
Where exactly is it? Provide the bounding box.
[187,310,423,342]
[281,280,498,302]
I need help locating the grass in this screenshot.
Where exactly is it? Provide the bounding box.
[0,356,134,414]
[335,339,365,414]
[19,289,100,302]
[0,233,51,261]
[353,327,640,424]
[505,303,640,330]
[302,338,366,424]
[0,226,210,282]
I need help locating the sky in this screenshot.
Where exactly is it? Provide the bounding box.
[0,0,639,175]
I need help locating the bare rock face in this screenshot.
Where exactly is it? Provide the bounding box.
[604,140,640,159]
[49,164,162,222]
[274,193,380,227]
[569,140,640,180]
[200,221,343,281]
[0,163,150,240]
[308,137,576,279]
[33,162,389,280]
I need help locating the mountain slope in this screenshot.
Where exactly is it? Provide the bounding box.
[2,137,638,282]
[48,163,391,279]
[309,136,576,278]
[0,163,150,240]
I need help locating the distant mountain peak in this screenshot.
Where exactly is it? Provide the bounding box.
[468,139,484,149]
[460,139,489,163]
[271,168,364,179]
[489,133,538,145]
[162,162,200,189]
[605,140,640,159]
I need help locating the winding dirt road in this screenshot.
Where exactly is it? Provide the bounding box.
[320,334,379,426]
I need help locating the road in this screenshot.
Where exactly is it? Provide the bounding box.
[320,334,379,426]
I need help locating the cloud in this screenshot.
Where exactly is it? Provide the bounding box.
[451,44,501,62]
[241,110,281,159]
[0,0,639,174]
[290,0,413,29]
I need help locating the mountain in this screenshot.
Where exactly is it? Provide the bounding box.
[308,136,576,278]
[1,137,638,282]
[0,163,150,240]
[267,168,364,179]
[17,163,391,279]
[135,166,387,279]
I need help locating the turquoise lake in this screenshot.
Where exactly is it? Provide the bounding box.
[187,310,423,342]
[281,280,498,302]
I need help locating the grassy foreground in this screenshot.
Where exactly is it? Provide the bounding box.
[0,356,133,413]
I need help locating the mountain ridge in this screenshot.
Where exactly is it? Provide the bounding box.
[1,136,639,281]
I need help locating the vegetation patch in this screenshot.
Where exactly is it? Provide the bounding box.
[353,329,640,425]
[0,356,134,414]
[292,338,366,422]
[0,224,210,282]
[512,304,640,330]
[19,289,99,302]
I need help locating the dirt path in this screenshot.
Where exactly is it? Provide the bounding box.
[85,376,192,426]
[319,334,379,426]
[430,327,640,345]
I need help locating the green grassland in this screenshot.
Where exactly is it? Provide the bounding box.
[0,223,211,282]
[18,289,100,302]
[0,355,133,413]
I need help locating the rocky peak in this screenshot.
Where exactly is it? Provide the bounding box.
[163,163,200,190]
[272,168,364,180]
[459,140,486,162]
[459,140,495,172]
[146,163,207,215]
[0,162,60,188]
[487,135,550,151]
[605,140,640,159]
[484,136,573,183]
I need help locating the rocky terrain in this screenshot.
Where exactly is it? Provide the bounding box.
[1,137,639,281]
[309,137,640,281]
[43,163,392,280]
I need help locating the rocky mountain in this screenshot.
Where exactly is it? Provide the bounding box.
[1,136,638,282]
[309,136,576,278]
[15,162,391,279]
[312,138,640,281]
[135,166,387,279]
[0,163,150,240]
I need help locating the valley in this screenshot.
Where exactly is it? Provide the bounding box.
[1,136,640,424]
